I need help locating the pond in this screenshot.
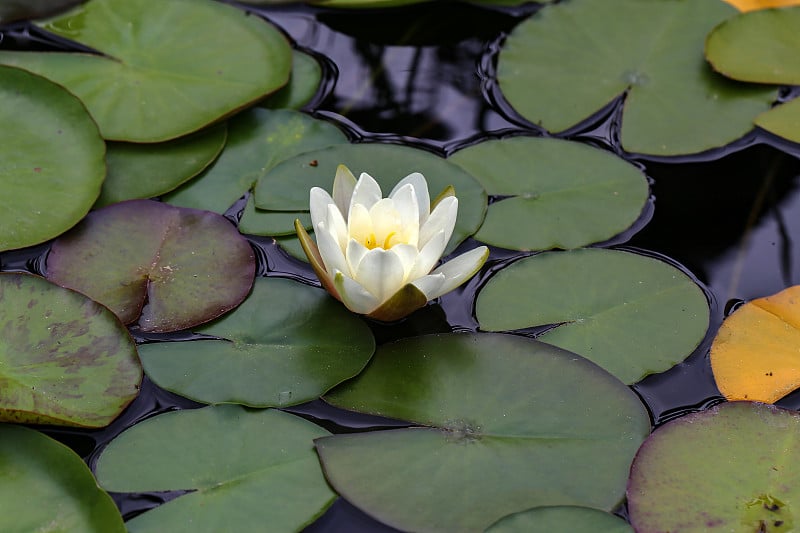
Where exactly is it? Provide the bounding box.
[2,0,800,531]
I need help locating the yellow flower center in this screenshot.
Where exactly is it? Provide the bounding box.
[363,231,400,250]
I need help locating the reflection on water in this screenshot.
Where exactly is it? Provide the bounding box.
[263,3,526,150]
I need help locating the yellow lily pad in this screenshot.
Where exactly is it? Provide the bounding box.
[711,285,800,403]
[722,0,800,11]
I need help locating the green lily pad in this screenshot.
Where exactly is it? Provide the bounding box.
[476,248,709,384]
[163,108,347,232]
[46,200,255,333]
[238,195,313,237]
[320,332,650,532]
[628,401,800,532]
[755,99,800,144]
[0,65,105,252]
[95,405,335,533]
[0,273,141,427]
[706,7,800,85]
[486,506,632,533]
[706,7,800,144]
[96,123,227,208]
[449,137,649,251]
[497,0,776,155]
[260,50,323,110]
[255,143,487,253]
[0,0,291,142]
[0,424,125,532]
[138,277,375,407]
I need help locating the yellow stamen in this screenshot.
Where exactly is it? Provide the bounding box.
[365,234,377,249]
[383,231,397,249]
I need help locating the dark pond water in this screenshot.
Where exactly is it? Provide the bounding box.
[2,1,800,531]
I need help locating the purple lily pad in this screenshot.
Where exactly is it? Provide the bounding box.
[628,401,800,531]
[0,273,141,427]
[46,200,255,333]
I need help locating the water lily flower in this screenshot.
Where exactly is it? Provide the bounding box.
[295,165,488,321]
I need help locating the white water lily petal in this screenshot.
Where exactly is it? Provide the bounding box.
[419,196,458,248]
[388,243,419,279]
[409,230,447,280]
[334,270,380,314]
[333,164,357,220]
[310,187,335,230]
[426,245,489,299]
[315,221,348,278]
[325,203,349,252]
[411,273,447,299]
[354,248,406,302]
[345,238,370,277]
[350,172,383,212]
[368,198,402,249]
[389,183,420,247]
[347,203,374,249]
[390,172,430,226]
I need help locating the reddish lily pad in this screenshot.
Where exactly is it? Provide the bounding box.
[628,401,800,532]
[46,200,255,333]
[0,273,141,427]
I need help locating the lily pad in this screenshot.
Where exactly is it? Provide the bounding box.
[706,7,800,144]
[255,143,487,253]
[0,424,125,532]
[320,332,650,532]
[486,506,632,533]
[476,248,710,384]
[95,405,336,533]
[711,285,800,403]
[46,200,255,333]
[96,123,227,208]
[0,65,105,252]
[0,0,292,142]
[260,50,323,110]
[138,277,375,407]
[497,0,776,155]
[163,108,347,234]
[0,273,141,427]
[722,0,800,10]
[449,136,649,251]
[628,401,800,532]
[706,7,800,85]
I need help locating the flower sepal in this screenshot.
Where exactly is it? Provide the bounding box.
[295,219,340,300]
[364,282,429,323]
